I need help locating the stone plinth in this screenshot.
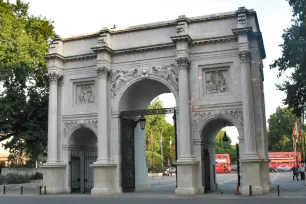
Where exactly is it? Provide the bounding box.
[175,159,199,195]
[41,163,66,194]
[90,162,117,194]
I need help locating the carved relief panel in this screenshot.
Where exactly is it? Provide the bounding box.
[205,70,229,94]
[76,84,95,104]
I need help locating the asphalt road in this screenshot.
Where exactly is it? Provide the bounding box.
[1,172,306,203]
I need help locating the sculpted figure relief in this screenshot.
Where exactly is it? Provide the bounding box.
[152,64,178,90]
[78,84,94,104]
[111,68,139,97]
[206,70,229,94]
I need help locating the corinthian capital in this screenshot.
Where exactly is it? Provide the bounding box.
[96,65,111,78]
[47,72,62,84]
[238,50,251,62]
[176,57,191,70]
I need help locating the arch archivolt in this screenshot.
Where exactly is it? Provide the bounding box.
[62,119,98,145]
[192,108,244,140]
[111,63,179,111]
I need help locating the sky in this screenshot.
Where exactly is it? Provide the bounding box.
[0,0,294,152]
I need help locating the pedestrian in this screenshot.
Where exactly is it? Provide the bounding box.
[300,165,305,180]
[292,166,299,181]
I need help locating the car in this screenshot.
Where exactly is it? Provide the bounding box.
[164,167,176,176]
[269,167,277,172]
[276,165,292,171]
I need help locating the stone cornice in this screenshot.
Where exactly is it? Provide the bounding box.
[113,42,175,54]
[232,27,253,36]
[65,53,97,61]
[193,35,236,45]
[45,53,64,61]
[170,34,192,43]
[91,45,113,54]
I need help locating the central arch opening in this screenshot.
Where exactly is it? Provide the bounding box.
[118,78,177,194]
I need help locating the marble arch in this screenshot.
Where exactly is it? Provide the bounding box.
[42,7,271,196]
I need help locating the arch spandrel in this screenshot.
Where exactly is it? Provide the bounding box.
[192,109,244,140]
[62,119,98,145]
[111,64,179,112]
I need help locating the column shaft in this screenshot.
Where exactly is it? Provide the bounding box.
[177,58,192,158]
[239,51,258,158]
[47,73,60,162]
[96,67,109,162]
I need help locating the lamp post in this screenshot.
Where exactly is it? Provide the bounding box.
[222,131,229,149]
[139,114,146,130]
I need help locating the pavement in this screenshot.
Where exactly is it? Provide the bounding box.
[1,172,306,203]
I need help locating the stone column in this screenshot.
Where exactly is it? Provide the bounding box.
[238,51,258,159]
[96,66,110,163]
[176,57,192,159]
[47,72,61,163]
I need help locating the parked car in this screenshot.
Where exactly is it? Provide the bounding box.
[231,165,237,171]
[164,167,176,176]
[269,167,277,172]
[276,165,291,171]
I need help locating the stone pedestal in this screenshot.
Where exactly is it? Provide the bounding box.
[175,159,199,195]
[42,163,66,194]
[90,163,117,194]
[240,160,263,195]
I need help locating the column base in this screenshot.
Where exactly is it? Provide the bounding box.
[90,162,117,195]
[41,162,67,194]
[240,159,270,196]
[174,158,200,195]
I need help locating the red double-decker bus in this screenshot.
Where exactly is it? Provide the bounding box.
[215,154,232,173]
[268,152,301,168]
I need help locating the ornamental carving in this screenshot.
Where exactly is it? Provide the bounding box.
[237,7,247,24]
[47,72,62,83]
[151,64,178,90]
[192,111,213,132]
[63,119,98,139]
[206,70,229,94]
[96,65,111,77]
[176,57,191,70]
[238,50,251,62]
[141,66,149,78]
[77,84,94,104]
[223,109,243,127]
[111,68,139,97]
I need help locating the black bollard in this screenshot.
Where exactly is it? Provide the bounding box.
[21,186,23,195]
[3,186,5,194]
[249,185,252,196]
[277,186,280,196]
[39,186,42,195]
[44,186,46,195]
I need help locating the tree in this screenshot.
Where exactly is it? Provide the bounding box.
[215,130,237,163]
[145,97,176,169]
[0,1,55,164]
[267,107,297,151]
[270,0,306,118]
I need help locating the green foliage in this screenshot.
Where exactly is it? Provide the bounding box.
[267,107,297,151]
[0,1,55,163]
[145,97,176,168]
[146,150,163,172]
[30,172,43,180]
[215,130,237,163]
[0,173,31,185]
[270,0,306,117]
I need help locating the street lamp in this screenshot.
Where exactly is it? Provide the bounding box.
[139,114,146,130]
[222,131,229,149]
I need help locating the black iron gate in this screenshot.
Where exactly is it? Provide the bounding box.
[121,118,137,192]
[70,150,97,193]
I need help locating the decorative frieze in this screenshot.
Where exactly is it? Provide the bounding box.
[192,111,213,132]
[236,7,248,24]
[96,65,111,77]
[206,70,229,94]
[77,84,95,104]
[63,119,98,139]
